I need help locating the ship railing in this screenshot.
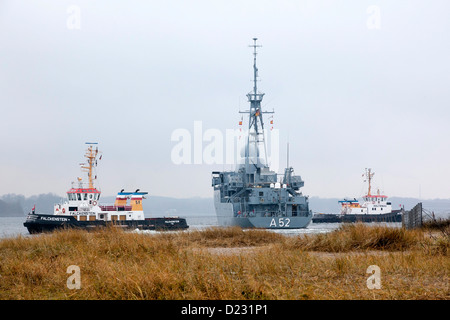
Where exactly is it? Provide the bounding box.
[99,205,133,211]
[235,210,311,218]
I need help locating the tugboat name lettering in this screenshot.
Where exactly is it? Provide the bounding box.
[269,218,290,228]
[41,217,69,222]
[70,211,95,216]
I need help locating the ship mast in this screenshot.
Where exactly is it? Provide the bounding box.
[251,38,261,97]
[80,143,99,189]
[365,168,375,196]
[240,38,274,173]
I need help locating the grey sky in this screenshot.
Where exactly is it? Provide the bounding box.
[0,0,449,200]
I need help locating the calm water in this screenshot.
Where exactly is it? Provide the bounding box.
[0,215,401,239]
[0,217,30,238]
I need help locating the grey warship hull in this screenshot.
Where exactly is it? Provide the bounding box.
[217,212,312,229]
[214,191,312,229]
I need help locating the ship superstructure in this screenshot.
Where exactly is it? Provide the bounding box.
[211,39,312,229]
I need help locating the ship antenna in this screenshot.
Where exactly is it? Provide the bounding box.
[287,141,290,169]
[249,38,262,95]
[287,130,290,169]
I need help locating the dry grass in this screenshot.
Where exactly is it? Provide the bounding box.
[285,224,422,252]
[0,224,448,300]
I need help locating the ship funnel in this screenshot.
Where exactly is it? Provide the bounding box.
[114,191,132,206]
[130,191,148,211]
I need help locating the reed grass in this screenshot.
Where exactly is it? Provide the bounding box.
[0,224,448,300]
[285,223,422,252]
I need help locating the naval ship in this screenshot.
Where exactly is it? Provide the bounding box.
[211,39,313,229]
[24,143,189,233]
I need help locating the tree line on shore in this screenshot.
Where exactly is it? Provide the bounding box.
[1,193,449,218]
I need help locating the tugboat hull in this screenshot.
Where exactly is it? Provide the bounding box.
[24,213,189,234]
[312,210,402,223]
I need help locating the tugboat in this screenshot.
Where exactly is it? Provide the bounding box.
[24,143,189,233]
[211,38,313,229]
[312,168,402,223]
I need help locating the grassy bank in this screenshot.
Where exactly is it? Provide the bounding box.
[0,224,448,299]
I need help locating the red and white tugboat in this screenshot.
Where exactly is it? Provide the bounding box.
[24,143,189,233]
[312,168,402,223]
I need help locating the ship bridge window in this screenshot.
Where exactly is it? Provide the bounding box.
[77,194,81,201]
[259,191,264,197]
[83,193,88,200]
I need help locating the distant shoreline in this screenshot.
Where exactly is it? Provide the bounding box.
[1,193,449,218]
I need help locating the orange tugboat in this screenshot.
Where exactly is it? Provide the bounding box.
[24,143,189,233]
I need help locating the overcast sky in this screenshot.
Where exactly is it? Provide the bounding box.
[0,0,449,200]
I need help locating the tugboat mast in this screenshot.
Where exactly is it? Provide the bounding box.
[80,142,99,189]
[365,168,375,196]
